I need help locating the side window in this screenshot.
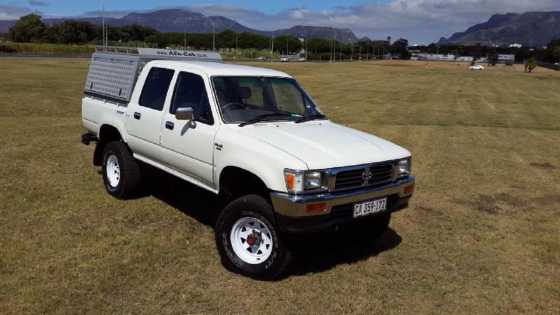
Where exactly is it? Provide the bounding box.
[171,72,214,125]
[139,67,174,111]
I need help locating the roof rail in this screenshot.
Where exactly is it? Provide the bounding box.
[94,46,222,62]
[95,46,140,55]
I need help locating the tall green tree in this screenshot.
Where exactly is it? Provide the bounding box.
[273,35,302,54]
[46,21,96,44]
[390,38,411,59]
[8,14,46,42]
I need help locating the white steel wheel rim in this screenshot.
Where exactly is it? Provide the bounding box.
[230,216,274,265]
[106,154,121,188]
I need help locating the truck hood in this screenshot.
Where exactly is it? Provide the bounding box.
[235,120,410,169]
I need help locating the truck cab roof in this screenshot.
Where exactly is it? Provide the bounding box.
[147,60,293,78]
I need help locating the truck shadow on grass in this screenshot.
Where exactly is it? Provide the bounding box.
[139,166,402,278]
[285,228,402,277]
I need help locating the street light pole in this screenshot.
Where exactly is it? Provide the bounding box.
[183,16,187,49]
[212,21,216,51]
[271,36,274,61]
[101,0,105,48]
[235,32,238,58]
[333,38,336,62]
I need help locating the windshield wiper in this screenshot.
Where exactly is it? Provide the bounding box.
[295,113,326,123]
[238,113,295,127]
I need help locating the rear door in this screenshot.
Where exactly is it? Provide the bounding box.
[159,71,218,187]
[126,66,174,157]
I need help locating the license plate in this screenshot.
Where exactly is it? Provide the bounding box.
[353,198,387,218]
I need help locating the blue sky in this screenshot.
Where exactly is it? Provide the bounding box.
[1,0,559,44]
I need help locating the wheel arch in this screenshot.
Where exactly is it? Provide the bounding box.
[218,166,272,204]
[94,124,126,166]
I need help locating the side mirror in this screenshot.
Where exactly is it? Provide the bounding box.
[175,107,194,121]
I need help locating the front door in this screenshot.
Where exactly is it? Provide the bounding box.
[160,71,218,187]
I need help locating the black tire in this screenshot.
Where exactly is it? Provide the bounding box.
[215,194,291,280]
[101,141,142,199]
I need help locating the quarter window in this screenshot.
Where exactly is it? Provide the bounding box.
[139,67,174,111]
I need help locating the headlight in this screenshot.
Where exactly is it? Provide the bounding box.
[396,158,411,177]
[284,169,325,193]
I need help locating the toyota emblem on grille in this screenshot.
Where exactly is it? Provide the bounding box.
[362,168,373,186]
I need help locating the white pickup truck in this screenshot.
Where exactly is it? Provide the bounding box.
[81,47,415,279]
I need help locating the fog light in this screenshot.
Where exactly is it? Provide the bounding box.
[305,203,328,213]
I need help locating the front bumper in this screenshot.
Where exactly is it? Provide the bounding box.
[270,176,415,234]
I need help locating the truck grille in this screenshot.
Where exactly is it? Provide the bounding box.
[334,162,394,191]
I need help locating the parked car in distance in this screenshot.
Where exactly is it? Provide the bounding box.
[81,47,415,279]
[469,65,485,70]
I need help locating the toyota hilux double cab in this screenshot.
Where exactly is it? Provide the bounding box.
[81,47,415,279]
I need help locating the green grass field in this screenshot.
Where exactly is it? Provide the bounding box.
[1,59,559,314]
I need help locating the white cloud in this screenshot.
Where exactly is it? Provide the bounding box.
[288,9,307,20]
[0,5,35,20]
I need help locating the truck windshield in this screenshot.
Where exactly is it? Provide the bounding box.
[212,76,324,124]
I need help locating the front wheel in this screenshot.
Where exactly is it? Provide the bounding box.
[215,194,291,280]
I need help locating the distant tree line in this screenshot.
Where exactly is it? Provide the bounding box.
[539,39,560,63]
[7,14,159,45]
[411,41,560,64]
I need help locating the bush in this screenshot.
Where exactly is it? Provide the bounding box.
[0,44,18,53]
[525,57,537,73]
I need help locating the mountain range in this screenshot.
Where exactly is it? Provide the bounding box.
[0,9,358,44]
[440,11,560,47]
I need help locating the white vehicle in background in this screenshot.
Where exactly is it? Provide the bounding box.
[469,64,485,70]
[81,47,415,279]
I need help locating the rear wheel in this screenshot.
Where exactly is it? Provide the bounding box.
[215,194,291,280]
[101,141,141,199]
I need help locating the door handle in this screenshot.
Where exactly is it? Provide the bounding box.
[165,121,174,130]
[133,112,141,120]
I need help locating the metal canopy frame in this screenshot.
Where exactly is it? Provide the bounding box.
[84,46,222,103]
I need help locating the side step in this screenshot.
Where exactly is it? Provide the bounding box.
[81,133,98,146]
